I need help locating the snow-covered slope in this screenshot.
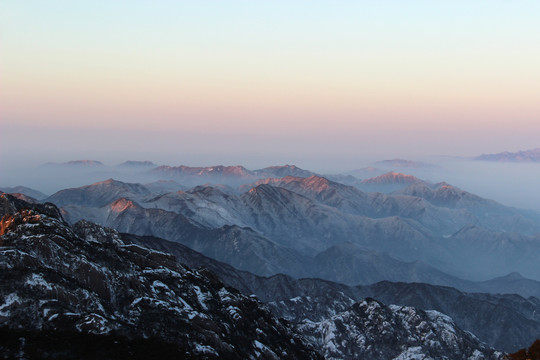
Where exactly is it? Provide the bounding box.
[0,193,322,359]
[46,178,153,208]
[299,299,503,360]
[125,232,540,353]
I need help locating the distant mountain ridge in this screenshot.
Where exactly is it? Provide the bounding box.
[375,158,434,168]
[356,171,425,192]
[476,148,540,162]
[254,164,317,178]
[43,160,105,167]
[348,166,386,179]
[117,160,157,168]
[148,164,318,186]
[0,185,48,200]
[44,174,540,282]
[46,178,152,208]
[361,171,422,185]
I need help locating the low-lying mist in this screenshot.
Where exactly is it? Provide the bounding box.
[1,157,540,212]
[377,157,540,212]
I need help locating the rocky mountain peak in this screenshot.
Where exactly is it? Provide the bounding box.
[299,297,503,360]
[110,198,138,213]
[254,165,316,178]
[0,209,43,237]
[46,179,152,208]
[0,198,323,359]
[362,171,421,184]
[94,178,118,185]
[1,193,64,221]
[498,272,526,281]
[188,185,228,198]
[247,183,281,197]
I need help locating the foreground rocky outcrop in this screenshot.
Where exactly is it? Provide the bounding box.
[0,193,321,359]
[299,298,504,360]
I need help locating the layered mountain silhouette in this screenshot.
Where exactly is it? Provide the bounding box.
[42,159,105,167]
[148,164,319,186]
[476,148,540,162]
[117,160,157,168]
[357,171,425,192]
[0,194,510,358]
[122,230,540,353]
[374,158,435,169]
[5,162,540,358]
[0,185,48,200]
[47,178,152,208]
[44,172,540,282]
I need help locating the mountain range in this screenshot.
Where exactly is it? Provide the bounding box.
[123,231,540,353]
[4,162,540,356]
[374,159,435,169]
[0,185,48,200]
[476,148,540,162]
[0,194,508,358]
[43,160,105,167]
[44,173,540,281]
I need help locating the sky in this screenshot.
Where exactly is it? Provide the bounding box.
[1,1,540,171]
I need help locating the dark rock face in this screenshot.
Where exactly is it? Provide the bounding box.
[0,328,198,360]
[0,194,322,360]
[0,193,64,224]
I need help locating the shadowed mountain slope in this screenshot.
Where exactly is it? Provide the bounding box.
[121,229,537,353]
[0,193,322,359]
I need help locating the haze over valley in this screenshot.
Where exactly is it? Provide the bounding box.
[3,153,540,212]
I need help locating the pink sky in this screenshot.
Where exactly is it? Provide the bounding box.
[1,1,539,168]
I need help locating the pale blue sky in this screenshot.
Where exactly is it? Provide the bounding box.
[1,1,540,169]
